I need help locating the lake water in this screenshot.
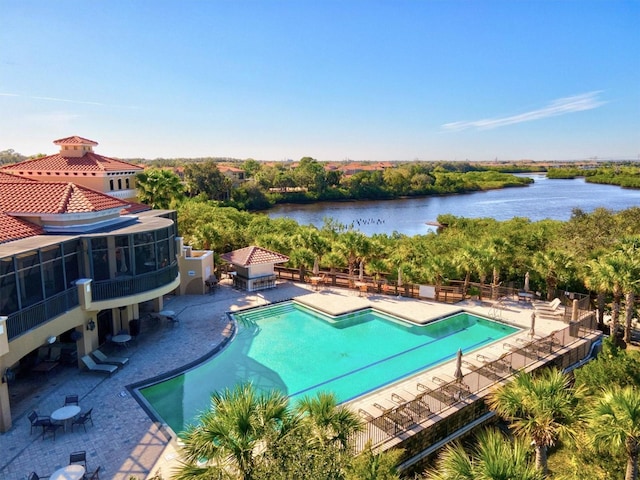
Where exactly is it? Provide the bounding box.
[268,175,640,236]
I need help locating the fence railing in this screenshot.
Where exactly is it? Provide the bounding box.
[7,288,79,341]
[352,312,598,451]
[92,264,179,301]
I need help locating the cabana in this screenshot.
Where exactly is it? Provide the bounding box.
[220,246,289,292]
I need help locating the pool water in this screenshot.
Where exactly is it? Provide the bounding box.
[139,302,518,434]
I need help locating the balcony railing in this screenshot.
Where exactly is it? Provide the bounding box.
[7,289,79,341]
[92,264,179,301]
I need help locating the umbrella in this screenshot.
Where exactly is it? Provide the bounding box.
[397,267,403,288]
[454,348,464,383]
[312,257,319,276]
[529,312,536,338]
[524,271,530,292]
[359,260,364,282]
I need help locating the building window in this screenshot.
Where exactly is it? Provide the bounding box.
[118,179,122,189]
[125,178,130,189]
[110,179,114,190]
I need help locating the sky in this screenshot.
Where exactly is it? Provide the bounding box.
[1,0,639,162]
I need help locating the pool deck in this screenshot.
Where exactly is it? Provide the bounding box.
[1,282,569,480]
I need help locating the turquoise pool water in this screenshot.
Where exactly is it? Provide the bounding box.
[138,302,518,434]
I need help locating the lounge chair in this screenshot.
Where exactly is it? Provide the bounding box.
[80,355,117,376]
[91,349,129,367]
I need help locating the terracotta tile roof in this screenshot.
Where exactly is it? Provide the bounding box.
[0,152,143,173]
[0,182,128,214]
[0,212,44,244]
[122,201,152,215]
[53,135,98,146]
[0,171,36,182]
[220,246,289,267]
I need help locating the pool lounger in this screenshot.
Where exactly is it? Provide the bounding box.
[372,402,414,430]
[391,392,432,420]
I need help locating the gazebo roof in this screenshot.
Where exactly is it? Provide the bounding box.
[220,246,289,267]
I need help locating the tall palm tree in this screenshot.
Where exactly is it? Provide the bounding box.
[175,383,294,480]
[426,428,543,480]
[585,254,623,337]
[589,386,640,480]
[487,368,584,474]
[614,240,640,344]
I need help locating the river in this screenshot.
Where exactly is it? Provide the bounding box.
[268,175,640,236]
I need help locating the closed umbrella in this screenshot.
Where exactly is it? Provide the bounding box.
[524,271,530,292]
[529,312,536,338]
[397,267,403,288]
[359,260,364,282]
[313,257,319,276]
[454,348,464,383]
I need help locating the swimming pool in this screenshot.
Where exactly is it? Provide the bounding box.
[138,301,518,434]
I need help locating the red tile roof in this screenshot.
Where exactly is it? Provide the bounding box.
[122,201,152,215]
[0,152,143,173]
[0,171,36,182]
[0,212,44,244]
[53,135,98,146]
[0,182,128,214]
[220,246,289,267]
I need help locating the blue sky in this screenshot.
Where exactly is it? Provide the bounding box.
[1,0,638,161]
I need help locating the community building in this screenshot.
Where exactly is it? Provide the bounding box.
[0,137,210,432]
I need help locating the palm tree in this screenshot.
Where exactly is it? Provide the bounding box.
[136,168,184,209]
[585,253,623,337]
[426,427,543,480]
[294,391,363,450]
[588,386,640,480]
[531,249,574,301]
[175,383,294,480]
[487,368,584,474]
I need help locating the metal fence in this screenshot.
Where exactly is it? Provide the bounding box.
[352,311,598,451]
[92,264,179,301]
[7,288,79,340]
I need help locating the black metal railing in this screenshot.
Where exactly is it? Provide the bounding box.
[92,264,179,301]
[6,288,79,341]
[351,312,599,451]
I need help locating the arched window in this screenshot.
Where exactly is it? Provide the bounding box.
[109,179,114,190]
[125,178,130,189]
[118,179,122,189]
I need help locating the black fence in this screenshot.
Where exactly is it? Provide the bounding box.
[351,312,598,451]
[7,288,79,340]
[92,264,179,301]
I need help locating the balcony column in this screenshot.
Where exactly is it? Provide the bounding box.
[0,317,12,432]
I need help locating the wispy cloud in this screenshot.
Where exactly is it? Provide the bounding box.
[442,91,606,131]
[0,92,139,109]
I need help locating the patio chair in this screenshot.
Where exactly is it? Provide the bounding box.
[64,394,79,406]
[91,349,129,367]
[80,355,117,376]
[28,410,51,435]
[28,472,48,480]
[69,450,87,469]
[87,465,101,479]
[42,421,63,441]
[72,407,94,432]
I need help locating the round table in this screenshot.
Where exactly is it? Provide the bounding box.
[111,334,132,348]
[50,464,85,480]
[50,405,81,432]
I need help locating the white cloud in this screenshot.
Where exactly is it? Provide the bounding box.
[442,91,606,131]
[0,92,138,109]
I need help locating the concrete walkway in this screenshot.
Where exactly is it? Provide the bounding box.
[0,282,555,480]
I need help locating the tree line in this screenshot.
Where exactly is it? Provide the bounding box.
[136,159,534,211]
